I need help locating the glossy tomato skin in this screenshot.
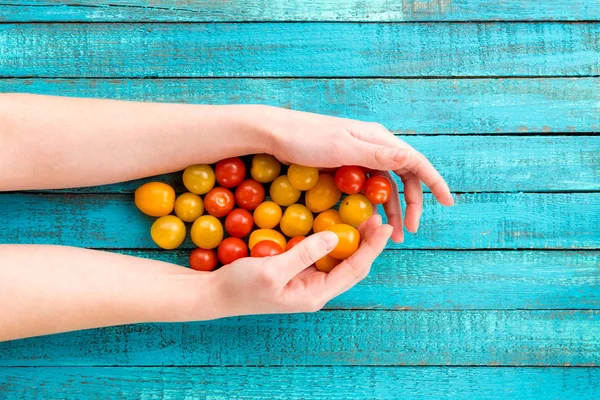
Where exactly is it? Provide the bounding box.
[218,237,248,265]
[183,164,215,195]
[234,179,265,210]
[251,154,281,183]
[280,204,314,237]
[305,174,342,213]
[270,176,301,206]
[313,209,343,233]
[251,240,284,258]
[174,192,204,222]
[334,166,366,194]
[287,164,319,191]
[215,157,246,188]
[315,254,341,272]
[189,248,218,272]
[225,208,254,238]
[364,176,393,204]
[191,215,224,249]
[253,201,282,229]
[339,193,373,228]
[326,224,360,260]
[248,229,287,251]
[286,236,305,251]
[135,182,175,217]
[151,215,186,250]
[204,187,235,217]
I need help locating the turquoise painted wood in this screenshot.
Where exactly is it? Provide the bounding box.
[1,23,599,78]
[2,1,599,22]
[1,310,597,366]
[1,367,599,399]
[122,249,600,310]
[1,193,598,249]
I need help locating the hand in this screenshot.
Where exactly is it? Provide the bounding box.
[255,106,454,242]
[210,215,392,317]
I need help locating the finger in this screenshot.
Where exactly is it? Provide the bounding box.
[345,137,411,171]
[373,171,404,243]
[274,231,338,280]
[358,214,382,238]
[401,172,423,233]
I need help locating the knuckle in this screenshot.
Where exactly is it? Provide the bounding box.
[298,241,319,266]
[258,268,278,288]
[306,298,324,313]
[373,146,387,164]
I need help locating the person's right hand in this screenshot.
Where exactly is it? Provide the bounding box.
[208,215,392,317]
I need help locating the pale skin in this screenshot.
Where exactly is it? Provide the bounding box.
[0,94,453,342]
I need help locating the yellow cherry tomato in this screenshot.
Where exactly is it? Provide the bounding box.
[134,182,175,217]
[339,193,373,228]
[270,176,301,206]
[151,215,186,250]
[287,164,319,191]
[280,204,314,237]
[183,164,215,195]
[191,215,223,249]
[315,254,342,272]
[313,209,344,233]
[305,174,341,213]
[251,154,281,183]
[253,201,282,229]
[326,224,360,260]
[249,229,287,251]
[174,192,204,222]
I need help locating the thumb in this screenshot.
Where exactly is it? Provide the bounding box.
[348,138,409,171]
[276,231,338,278]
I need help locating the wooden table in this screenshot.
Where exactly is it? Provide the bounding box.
[1,1,599,398]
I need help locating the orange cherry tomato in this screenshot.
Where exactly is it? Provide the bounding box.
[204,187,235,217]
[305,174,342,213]
[248,229,287,251]
[235,179,265,210]
[251,240,284,258]
[191,215,223,249]
[217,237,248,265]
[286,236,306,251]
[287,164,319,191]
[183,164,215,195]
[315,254,341,272]
[280,204,313,237]
[334,166,366,194]
[253,201,282,229]
[313,209,343,233]
[174,192,204,222]
[225,208,254,238]
[251,154,281,183]
[364,175,393,204]
[189,248,218,272]
[339,194,373,228]
[270,176,301,206]
[215,157,246,188]
[135,182,175,217]
[150,215,186,250]
[326,224,360,260]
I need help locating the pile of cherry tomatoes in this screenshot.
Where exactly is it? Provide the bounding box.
[134,155,392,272]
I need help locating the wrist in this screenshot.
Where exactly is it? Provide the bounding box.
[225,104,279,156]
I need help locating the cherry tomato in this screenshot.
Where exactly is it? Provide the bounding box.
[251,240,284,258]
[217,237,248,265]
[270,176,301,206]
[305,174,341,213]
[253,201,282,229]
[251,154,281,183]
[313,209,343,233]
[334,166,366,194]
[204,187,235,217]
[315,254,341,272]
[326,224,360,260]
[249,229,287,251]
[225,208,254,238]
[183,164,215,195]
[286,236,305,251]
[339,194,373,228]
[150,215,186,250]
[174,192,204,222]
[234,179,265,210]
[364,176,393,204]
[189,248,218,272]
[280,204,313,237]
[191,215,223,249]
[215,157,246,188]
[287,164,319,191]
[135,182,175,217]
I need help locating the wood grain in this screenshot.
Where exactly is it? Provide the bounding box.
[1,0,598,22]
[1,310,597,366]
[1,193,597,249]
[1,367,599,399]
[1,23,599,77]
[2,78,598,134]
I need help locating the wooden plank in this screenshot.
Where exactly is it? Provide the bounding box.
[0,310,597,366]
[121,249,600,310]
[1,23,598,77]
[0,193,597,249]
[2,78,598,135]
[1,1,598,22]
[1,367,599,399]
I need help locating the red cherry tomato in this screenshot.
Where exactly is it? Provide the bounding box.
[251,240,284,258]
[204,187,235,217]
[217,237,248,264]
[234,179,265,210]
[189,248,218,272]
[215,157,246,188]
[286,236,305,251]
[225,208,254,238]
[334,166,366,194]
[364,176,393,204]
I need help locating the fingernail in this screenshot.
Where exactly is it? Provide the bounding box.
[321,232,339,251]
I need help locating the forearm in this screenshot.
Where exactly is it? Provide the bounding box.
[0,245,220,341]
[0,94,272,190]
